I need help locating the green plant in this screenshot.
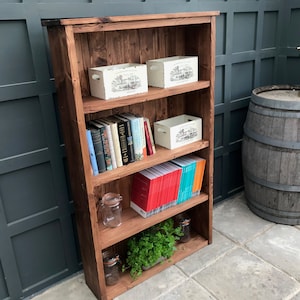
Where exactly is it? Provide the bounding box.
[122,218,183,280]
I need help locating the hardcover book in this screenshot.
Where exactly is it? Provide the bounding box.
[93,119,117,169]
[115,114,135,163]
[144,117,156,155]
[187,154,206,196]
[86,129,99,176]
[88,125,106,173]
[119,112,145,161]
[106,116,130,165]
[90,120,113,171]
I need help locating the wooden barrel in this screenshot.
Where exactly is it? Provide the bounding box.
[242,85,300,225]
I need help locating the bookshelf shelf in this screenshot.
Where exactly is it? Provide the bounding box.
[92,140,209,186]
[98,193,208,249]
[43,11,218,300]
[83,81,210,114]
[106,233,208,299]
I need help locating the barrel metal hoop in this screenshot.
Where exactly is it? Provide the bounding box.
[244,170,300,192]
[248,102,300,118]
[252,85,300,110]
[243,126,300,150]
[246,194,300,219]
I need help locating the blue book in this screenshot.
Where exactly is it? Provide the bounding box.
[86,129,99,176]
[171,156,196,203]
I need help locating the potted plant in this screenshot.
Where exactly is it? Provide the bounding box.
[122,218,183,280]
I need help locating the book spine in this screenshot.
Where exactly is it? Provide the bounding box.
[108,121,123,168]
[86,129,99,176]
[90,128,106,173]
[117,121,130,165]
[145,117,156,154]
[99,125,113,171]
[100,122,117,169]
[129,117,144,161]
[131,173,151,211]
[144,119,154,155]
[140,117,147,158]
[115,115,135,163]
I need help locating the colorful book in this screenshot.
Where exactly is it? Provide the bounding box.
[102,116,123,168]
[171,156,196,204]
[119,112,145,161]
[89,125,106,173]
[144,117,156,155]
[115,114,135,163]
[131,169,161,211]
[90,121,113,171]
[157,162,182,203]
[187,154,206,196]
[106,116,131,165]
[94,119,117,169]
[86,129,99,176]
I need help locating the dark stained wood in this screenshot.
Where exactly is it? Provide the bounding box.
[43,11,218,299]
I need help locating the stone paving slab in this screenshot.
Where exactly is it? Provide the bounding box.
[193,247,300,300]
[157,279,217,300]
[213,194,274,245]
[176,229,236,276]
[246,224,300,281]
[115,266,186,300]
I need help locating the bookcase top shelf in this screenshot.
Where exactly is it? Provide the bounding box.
[42,11,220,28]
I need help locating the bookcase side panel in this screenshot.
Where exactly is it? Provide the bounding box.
[46,26,105,299]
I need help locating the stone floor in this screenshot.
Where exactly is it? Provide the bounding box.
[30,192,300,300]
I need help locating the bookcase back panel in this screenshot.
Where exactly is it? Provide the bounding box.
[94,177,133,210]
[73,25,212,98]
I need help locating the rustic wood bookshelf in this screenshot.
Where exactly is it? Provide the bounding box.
[43,11,219,300]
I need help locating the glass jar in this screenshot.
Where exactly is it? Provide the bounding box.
[174,213,191,243]
[179,217,191,243]
[100,193,122,228]
[103,255,120,286]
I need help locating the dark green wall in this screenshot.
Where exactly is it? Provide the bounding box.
[0,1,299,299]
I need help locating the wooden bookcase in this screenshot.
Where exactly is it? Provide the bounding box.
[43,11,219,300]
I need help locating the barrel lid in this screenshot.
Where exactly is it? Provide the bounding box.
[252,85,300,110]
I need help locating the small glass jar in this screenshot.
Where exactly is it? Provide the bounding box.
[174,213,191,243]
[100,193,122,228]
[103,255,120,286]
[179,217,191,243]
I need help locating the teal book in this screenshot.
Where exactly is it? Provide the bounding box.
[119,112,145,161]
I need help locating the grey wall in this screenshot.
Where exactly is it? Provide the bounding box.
[0,1,299,299]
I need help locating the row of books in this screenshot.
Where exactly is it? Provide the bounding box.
[86,113,156,175]
[130,155,206,218]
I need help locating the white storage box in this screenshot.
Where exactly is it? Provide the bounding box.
[147,56,198,88]
[154,114,202,149]
[88,63,148,99]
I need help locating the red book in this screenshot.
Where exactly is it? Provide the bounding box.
[131,169,161,211]
[162,162,182,202]
[144,117,156,155]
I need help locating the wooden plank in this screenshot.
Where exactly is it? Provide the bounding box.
[98,194,209,249]
[42,11,220,27]
[83,81,210,114]
[73,17,212,33]
[92,140,209,186]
